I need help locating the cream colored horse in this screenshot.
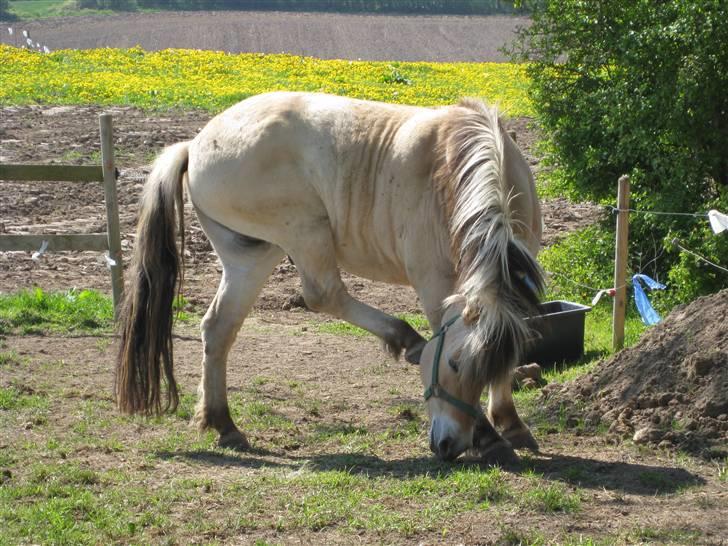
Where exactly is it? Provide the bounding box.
[116,91,544,462]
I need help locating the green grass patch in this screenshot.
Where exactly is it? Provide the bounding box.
[0,288,113,334]
[0,463,517,539]
[315,320,370,337]
[522,472,581,513]
[0,462,201,544]
[228,395,296,434]
[8,0,82,19]
[0,350,22,367]
[0,287,197,335]
[0,386,48,411]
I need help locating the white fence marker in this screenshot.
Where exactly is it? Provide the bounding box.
[31,240,49,261]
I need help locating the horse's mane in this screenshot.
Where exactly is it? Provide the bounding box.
[433,98,543,384]
[434,99,511,278]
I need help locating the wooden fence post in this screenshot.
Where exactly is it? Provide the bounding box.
[612,175,630,351]
[99,114,124,317]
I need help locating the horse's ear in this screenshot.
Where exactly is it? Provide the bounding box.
[462,302,480,325]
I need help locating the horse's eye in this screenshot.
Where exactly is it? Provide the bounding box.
[448,357,459,373]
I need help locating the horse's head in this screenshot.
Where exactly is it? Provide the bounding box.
[419,299,485,461]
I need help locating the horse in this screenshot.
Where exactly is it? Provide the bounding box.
[116,91,544,462]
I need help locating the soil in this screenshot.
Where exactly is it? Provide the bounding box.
[543,289,728,460]
[0,11,530,62]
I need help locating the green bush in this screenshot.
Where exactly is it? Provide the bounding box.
[539,226,614,304]
[511,0,728,304]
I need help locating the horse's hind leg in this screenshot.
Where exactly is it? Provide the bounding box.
[193,213,284,450]
[488,378,539,451]
[287,228,426,362]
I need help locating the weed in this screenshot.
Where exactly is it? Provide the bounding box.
[522,473,581,513]
[383,65,413,85]
[0,350,21,367]
[251,375,270,387]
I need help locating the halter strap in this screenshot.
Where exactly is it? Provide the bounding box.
[423,314,480,420]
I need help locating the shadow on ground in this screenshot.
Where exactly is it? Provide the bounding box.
[156,447,704,495]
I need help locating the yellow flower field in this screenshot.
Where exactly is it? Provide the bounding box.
[0,45,532,116]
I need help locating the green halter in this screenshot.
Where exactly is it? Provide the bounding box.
[423,314,481,420]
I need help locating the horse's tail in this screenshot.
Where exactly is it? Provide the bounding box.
[446,101,544,385]
[116,141,190,415]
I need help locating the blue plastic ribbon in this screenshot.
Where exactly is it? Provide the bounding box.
[632,274,666,325]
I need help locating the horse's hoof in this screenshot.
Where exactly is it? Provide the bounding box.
[404,340,426,365]
[477,440,520,467]
[503,428,539,452]
[218,429,250,451]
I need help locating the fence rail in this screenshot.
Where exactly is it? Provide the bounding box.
[0,164,104,183]
[0,114,124,316]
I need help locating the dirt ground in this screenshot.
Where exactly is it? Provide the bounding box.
[0,11,529,62]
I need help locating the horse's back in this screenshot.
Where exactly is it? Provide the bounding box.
[185,92,444,281]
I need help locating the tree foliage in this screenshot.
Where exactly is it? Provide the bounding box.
[0,0,10,19]
[510,0,728,303]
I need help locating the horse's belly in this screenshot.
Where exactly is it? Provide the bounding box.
[335,245,410,285]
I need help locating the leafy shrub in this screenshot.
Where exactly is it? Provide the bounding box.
[539,226,614,304]
[511,0,728,303]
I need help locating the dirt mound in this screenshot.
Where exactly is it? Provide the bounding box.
[542,289,728,458]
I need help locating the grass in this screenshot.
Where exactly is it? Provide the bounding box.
[522,471,581,513]
[0,288,112,334]
[625,526,702,544]
[0,45,533,115]
[7,0,89,20]
[0,448,591,543]
[0,287,196,335]
[0,350,22,367]
[0,331,720,543]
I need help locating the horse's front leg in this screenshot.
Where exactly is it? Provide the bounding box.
[471,409,519,465]
[487,377,539,451]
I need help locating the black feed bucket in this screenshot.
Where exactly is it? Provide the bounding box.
[524,301,591,366]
